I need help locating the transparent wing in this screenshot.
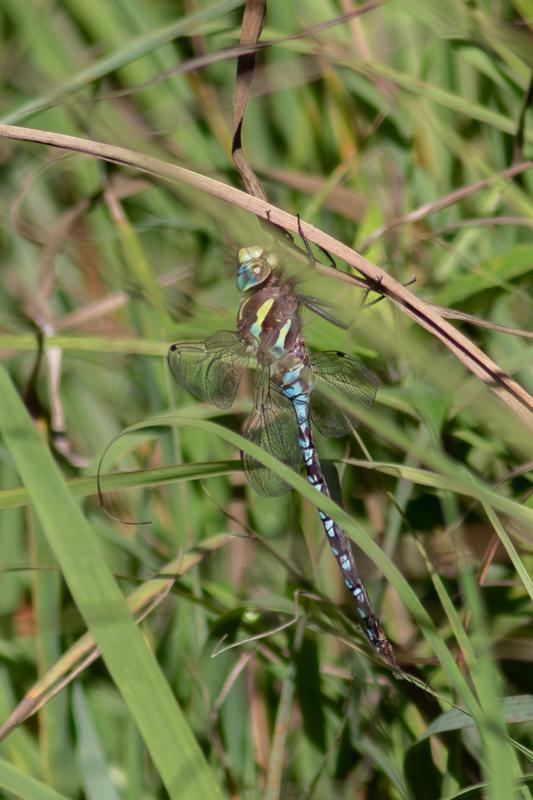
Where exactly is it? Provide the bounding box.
[242,367,301,497]
[310,351,379,437]
[168,331,248,409]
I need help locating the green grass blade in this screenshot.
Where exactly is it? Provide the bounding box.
[112,411,485,712]
[1,0,243,124]
[0,460,239,510]
[482,504,533,603]
[0,756,71,800]
[0,367,222,800]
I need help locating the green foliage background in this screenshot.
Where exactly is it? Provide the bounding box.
[0,1,532,798]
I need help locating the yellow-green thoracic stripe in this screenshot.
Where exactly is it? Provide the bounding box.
[250,298,274,339]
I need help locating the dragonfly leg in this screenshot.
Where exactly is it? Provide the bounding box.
[264,209,295,246]
[296,214,337,270]
[263,211,337,272]
[361,274,416,310]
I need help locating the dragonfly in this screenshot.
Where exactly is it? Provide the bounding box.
[168,245,396,667]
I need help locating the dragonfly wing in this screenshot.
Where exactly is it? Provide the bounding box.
[242,370,301,497]
[310,351,379,437]
[168,331,248,409]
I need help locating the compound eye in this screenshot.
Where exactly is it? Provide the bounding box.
[238,255,272,290]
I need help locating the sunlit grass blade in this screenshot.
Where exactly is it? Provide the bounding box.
[1,0,244,124]
[0,367,222,800]
[0,757,71,800]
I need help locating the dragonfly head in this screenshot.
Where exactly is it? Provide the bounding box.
[237,246,278,292]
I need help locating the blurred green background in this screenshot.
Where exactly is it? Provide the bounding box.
[0,1,532,798]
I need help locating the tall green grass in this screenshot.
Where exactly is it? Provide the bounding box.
[0,2,532,798]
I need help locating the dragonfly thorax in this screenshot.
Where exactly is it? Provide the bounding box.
[236,276,306,366]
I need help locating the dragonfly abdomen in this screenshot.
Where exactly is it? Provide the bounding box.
[283,381,397,667]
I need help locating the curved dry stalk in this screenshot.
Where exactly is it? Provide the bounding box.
[358,161,533,252]
[1,123,531,427]
[231,0,268,201]
[425,304,533,339]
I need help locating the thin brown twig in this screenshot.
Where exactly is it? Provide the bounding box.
[232,0,268,201]
[431,216,533,233]
[358,161,533,252]
[55,267,192,331]
[425,304,533,339]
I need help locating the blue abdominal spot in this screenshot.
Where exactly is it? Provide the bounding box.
[282,381,303,398]
[282,363,304,384]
